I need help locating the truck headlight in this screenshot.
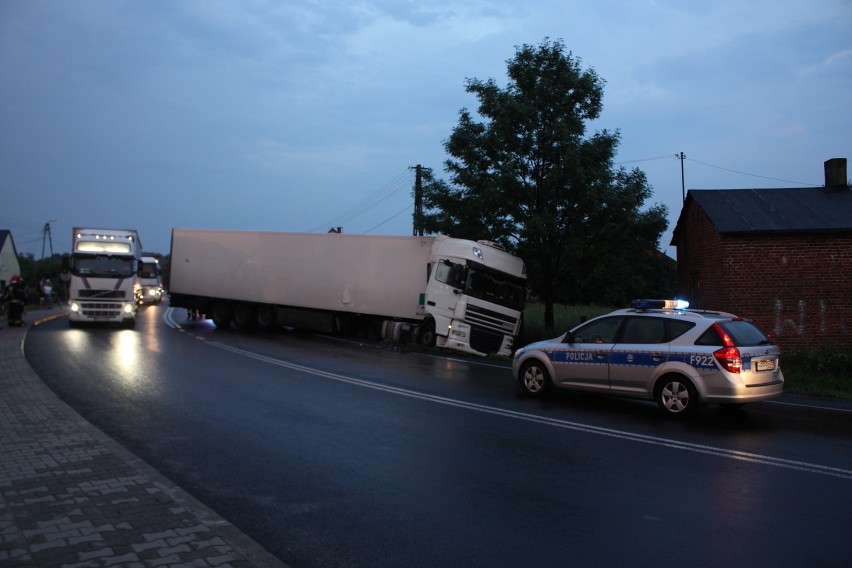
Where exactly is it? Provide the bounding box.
[123,303,134,314]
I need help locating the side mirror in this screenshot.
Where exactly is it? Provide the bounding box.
[563,331,575,344]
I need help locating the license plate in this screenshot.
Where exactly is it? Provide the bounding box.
[756,359,775,371]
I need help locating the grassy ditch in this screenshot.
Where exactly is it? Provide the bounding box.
[781,349,852,400]
[520,302,852,402]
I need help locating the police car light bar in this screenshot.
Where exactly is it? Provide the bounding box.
[631,299,690,310]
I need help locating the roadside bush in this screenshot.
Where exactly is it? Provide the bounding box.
[782,348,852,400]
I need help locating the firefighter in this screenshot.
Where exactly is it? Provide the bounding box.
[5,275,28,327]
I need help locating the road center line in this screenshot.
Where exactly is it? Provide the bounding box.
[193,332,852,481]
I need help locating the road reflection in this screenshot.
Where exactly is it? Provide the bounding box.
[112,329,140,375]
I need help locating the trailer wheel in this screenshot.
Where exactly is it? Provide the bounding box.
[419,318,437,347]
[233,304,255,329]
[210,302,232,328]
[255,305,276,330]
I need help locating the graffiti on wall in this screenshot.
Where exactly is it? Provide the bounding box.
[773,298,828,337]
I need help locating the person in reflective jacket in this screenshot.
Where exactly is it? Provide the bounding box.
[5,275,28,326]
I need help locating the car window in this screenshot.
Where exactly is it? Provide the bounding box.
[570,316,623,344]
[667,320,695,341]
[695,326,722,346]
[620,317,666,344]
[717,320,774,346]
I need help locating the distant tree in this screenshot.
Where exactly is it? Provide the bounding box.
[16,253,66,304]
[418,38,670,329]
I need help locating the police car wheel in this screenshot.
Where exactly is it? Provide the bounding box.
[519,360,551,397]
[655,375,697,417]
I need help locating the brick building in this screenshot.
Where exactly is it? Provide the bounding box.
[670,158,851,350]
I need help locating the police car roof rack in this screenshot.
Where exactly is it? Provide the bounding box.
[630,299,690,311]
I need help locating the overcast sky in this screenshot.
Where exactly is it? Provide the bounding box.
[2,0,850,260]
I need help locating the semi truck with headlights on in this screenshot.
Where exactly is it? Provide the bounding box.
[139,255,164,304]
[67,227,142,327]
[168,228,527,356]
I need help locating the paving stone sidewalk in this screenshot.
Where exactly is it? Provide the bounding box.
[0,308,287,567]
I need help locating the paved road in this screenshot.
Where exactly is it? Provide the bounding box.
[18,305,852,567]
[0,307,286,567]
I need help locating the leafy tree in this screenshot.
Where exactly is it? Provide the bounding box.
[418,38,670,329]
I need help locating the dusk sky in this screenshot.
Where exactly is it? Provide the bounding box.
[2,1,850,259]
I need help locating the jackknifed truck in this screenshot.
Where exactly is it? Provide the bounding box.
[168,228,527,356]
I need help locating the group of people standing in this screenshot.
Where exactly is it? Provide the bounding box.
[2,275,60,327]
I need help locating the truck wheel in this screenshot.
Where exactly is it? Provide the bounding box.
[210,302,232,328]
[419,319,436,347]
[233,304,255,329]
[255,305,276,330]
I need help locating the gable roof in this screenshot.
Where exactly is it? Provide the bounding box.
[0,230,16,253]
[671,186,852,243]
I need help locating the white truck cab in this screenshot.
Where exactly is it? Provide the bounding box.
[67,228,142,327]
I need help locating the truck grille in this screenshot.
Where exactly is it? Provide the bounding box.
[79,290,126,299]
[466,304,518,354]
[470,326,507,354]
[79,302,123,318]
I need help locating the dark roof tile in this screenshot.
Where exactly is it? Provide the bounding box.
[672,187,852,242]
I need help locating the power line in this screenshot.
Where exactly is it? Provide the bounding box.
[364,204,413,234]
[306,168,412,232]
[686,158,819,187]
[0,215,42,232]
[615,155,674,165]
[618,153,823,189]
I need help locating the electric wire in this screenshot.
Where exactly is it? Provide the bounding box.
[617,154,821,186]
[364,204,413,234]
[615,155,674,164]
[686,157,819,187]
[305,168,412,232]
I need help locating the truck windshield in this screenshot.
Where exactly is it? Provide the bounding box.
[464,266,526,311]
[140,263,159,279]
[72,254,136,278]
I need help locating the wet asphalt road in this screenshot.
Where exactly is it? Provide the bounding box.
[24,303,852,567]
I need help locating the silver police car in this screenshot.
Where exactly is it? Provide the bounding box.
[513,300,784,417]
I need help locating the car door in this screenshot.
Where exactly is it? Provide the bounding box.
[553,316,623,390]
[608,316,670,395]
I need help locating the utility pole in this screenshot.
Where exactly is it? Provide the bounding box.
[677,152,686,201]
[41,220,55,259]
[412,164,423,236]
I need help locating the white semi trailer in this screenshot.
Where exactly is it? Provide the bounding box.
[168,228,527,356]
[67,227,142,327]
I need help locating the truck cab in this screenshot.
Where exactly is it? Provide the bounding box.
[424,238,527,356]
[139,255,164,304]
[68,228,142,327]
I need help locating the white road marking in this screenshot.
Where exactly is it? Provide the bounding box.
[163,309,852,481]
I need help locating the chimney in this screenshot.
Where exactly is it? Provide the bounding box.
[824,158,848,190]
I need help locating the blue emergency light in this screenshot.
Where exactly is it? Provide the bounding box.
[630,299,690,310]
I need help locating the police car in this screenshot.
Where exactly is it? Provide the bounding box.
[512,300,784,417]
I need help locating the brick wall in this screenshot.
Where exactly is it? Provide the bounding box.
[676,203,852,350]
